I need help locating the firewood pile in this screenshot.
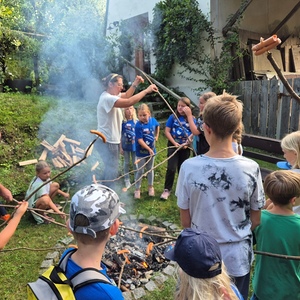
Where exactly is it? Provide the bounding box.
[39,134,93,169]
[18,134,100,170]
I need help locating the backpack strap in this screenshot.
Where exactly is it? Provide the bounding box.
[70,268,113,293]
[56,248,113,293]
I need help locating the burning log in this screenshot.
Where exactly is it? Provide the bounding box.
[103,219,174,291]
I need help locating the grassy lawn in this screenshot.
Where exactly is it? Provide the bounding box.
[0,93,278,299]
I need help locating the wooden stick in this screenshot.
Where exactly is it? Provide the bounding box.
[254,250,300,261]
[266,52,300,104]
[122,57,196,155]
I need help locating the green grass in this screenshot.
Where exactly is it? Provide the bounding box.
[0,93,277,299]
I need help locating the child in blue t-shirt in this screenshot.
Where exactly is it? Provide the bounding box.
[121,106,137,189]
[134,103,160,199]
[160,97,194,200]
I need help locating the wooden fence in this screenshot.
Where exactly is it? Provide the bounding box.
[231,77,300,139]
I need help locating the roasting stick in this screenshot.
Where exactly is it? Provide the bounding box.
[0,201,67,228]
[92,144,193,190]
[122,57,196,155]
[119,225,177,241]
[123,144,192,191]
[91,145,191,188]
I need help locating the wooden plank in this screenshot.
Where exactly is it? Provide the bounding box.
[52,158,62,168]
[279,79,292,139]
[75,147,85,154]
[242,134,283,155]
[40,140,54,151]
[243,150,281,164]
[56,156,68,167]
[291,47,300,72]
[91,161,99,171]
[259,80,269,136]
[290,78,300,131]
[38,149,48,161]
[242,81,252,133]
[251,81,261,134]
[252,48,283,72]
[19,159,38,166]
[268,77,279,138]
[53,134,66,148]
[64,137,81,146]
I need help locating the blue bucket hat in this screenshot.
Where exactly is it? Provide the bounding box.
[164,228,222,279]
[276,161,292,170]
[69,184,125,238]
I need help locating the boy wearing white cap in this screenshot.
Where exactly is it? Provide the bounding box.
[61,183,125,300]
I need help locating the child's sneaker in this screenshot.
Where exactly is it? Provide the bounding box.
[0,214,11,222]
[160,189,170,200]
[148,187,155,197]
[134,190,140,199]
[124,179,131,189]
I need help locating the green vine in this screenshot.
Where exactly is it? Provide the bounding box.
[151,0,245,94]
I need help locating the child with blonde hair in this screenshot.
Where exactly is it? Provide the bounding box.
[26,160,68,224]
[134,103,160,199]
[164,228,243,300]
[270,130,300,214]
[121,106,138,188]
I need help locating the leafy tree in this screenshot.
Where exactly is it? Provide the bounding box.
[151,0,243,94]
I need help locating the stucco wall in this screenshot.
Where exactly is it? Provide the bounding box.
[106,0,212,100]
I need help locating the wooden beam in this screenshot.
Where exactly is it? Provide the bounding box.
[222,0,253,36]
[19,159,38,166]
[64,137,81,146]
[38,149,48,161]
[271,1,300,35]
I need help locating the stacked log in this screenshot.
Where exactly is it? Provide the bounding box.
[19,134,99,170]
[38,134,86,168]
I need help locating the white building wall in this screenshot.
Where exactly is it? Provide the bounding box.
[106,0,212,101]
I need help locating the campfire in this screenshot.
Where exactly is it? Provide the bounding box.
[102,219,174,291]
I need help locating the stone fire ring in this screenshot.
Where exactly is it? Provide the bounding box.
[39,214,180,300]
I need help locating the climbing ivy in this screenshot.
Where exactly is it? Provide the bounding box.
[151,0,244,94]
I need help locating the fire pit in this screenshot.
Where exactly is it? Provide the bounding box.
[103,218,174,293]
[39,214,179,299]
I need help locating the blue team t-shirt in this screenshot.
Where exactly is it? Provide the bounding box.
[165,114,193,144]
[135,117,159,157]
[121,119,136,152]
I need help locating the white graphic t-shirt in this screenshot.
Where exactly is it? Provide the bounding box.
[176,154,265,277]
